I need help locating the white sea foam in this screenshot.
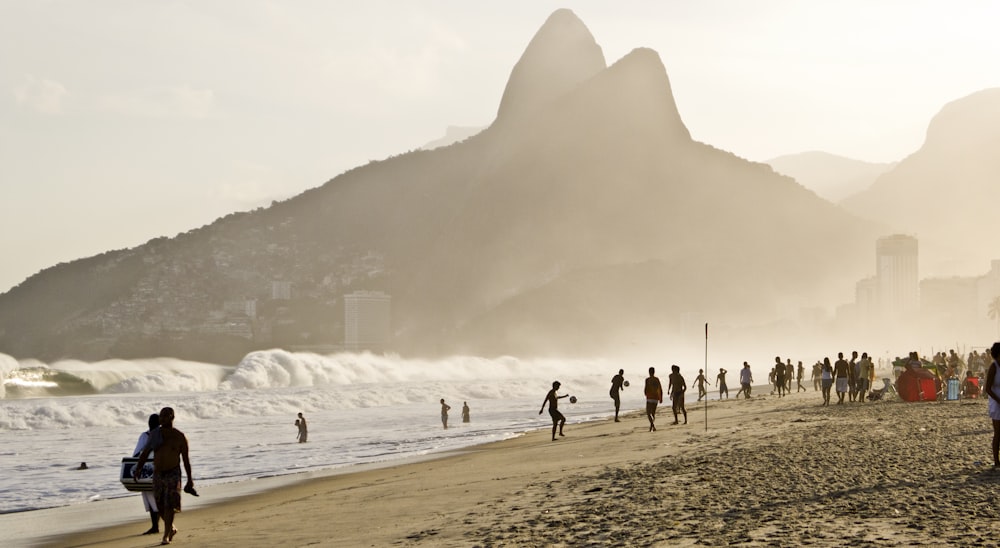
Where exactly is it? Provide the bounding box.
[0,348,656,528]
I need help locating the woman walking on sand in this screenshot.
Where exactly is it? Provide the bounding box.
[820,357,833,406]
[984,343,1000,467]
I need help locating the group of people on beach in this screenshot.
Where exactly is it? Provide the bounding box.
[539,365,691,441]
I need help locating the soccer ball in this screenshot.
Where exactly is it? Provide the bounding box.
[569,396,578,404]
[623,380,630,387]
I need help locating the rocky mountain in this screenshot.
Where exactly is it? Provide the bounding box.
[0,9,884,363]
[840,88,1000,276]
[766,151,895,203]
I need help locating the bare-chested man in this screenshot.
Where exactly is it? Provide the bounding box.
[668,365,687,425]
[694,369,709,401]
[539,381,568,441]
[134,406,194,546]
[644,367,663,432]
[716,368,729,399]
[834,352,850,405]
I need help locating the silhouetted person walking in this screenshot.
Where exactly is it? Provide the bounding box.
[668,365,687,425]
[134,406,194,546]
[644,367,663,431]
[133,413,160,536]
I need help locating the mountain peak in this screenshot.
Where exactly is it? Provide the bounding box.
[601,47,690,141]
[496,9,606,121]
[922,87,1000,152]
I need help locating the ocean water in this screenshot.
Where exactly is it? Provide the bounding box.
[2,349,707,543]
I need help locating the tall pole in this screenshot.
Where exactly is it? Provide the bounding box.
[704,322,709,432]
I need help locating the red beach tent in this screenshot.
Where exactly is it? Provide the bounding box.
[897,366,938,402]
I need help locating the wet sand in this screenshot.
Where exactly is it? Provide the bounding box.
[43,390,1000,547]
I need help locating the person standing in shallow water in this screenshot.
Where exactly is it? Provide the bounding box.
[984,343,1000,467]
[440,399,451,429]
[462,401,470,423]
[539,381,568,441]
[610,369,625,422]
[297,412,308,443]
[668,365,687,425]
[644,367,663,431]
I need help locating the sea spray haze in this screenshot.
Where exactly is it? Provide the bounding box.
[0,9,882,365]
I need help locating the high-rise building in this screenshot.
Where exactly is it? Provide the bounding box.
[876,234,919,317]
[855,276,878,321]
[344,290,391,352]
[272,281,292,300]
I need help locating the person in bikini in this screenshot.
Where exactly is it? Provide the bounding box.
[134,407,194,546]
[644,367,663,432]
[539,381,568,441]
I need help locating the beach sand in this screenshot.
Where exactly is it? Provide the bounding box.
[43,390,1000,547]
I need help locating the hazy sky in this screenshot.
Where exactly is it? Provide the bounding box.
[2,1,999,294]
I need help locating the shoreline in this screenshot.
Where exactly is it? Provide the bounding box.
[39,389,997,547]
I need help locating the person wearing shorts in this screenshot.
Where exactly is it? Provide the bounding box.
[644,367,663,432]
[716,368,728,399]
[539,381,568,441]
[739,362,753,399]
[667,365,687,425]
[834,352,850,404]
[133,406,194,546]
[820,357,834,406]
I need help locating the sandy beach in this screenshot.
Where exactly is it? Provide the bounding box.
[42,389,1000,547]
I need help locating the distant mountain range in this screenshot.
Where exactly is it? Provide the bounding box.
[841,88,1000,276]
[766,151,895,203]
[2,10,994,363]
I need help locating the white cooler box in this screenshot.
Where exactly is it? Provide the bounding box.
[119,457,155,492]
